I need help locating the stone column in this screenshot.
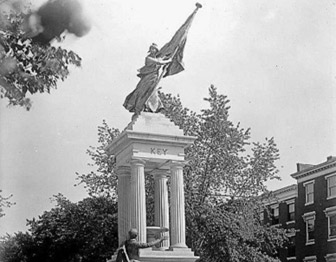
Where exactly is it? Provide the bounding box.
[130,159,147,243]
[117,166,131,246]
[154,170,170,249]
[170,162,187,248]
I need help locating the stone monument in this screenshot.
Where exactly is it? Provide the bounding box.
[106,3,202,262]
[106,113,198,261]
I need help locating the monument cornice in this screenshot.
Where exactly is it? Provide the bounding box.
[106,129,196,156]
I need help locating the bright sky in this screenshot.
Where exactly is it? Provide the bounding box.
[0,0,335,235]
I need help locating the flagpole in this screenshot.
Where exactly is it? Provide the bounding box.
[154,2,202,86]
[159,46,179,83]
[195,3,203,12]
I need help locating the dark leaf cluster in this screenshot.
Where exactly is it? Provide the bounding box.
[0,190,15,218]
[0,194,118,262]
[0,6,82,110]
[75,120,120,198]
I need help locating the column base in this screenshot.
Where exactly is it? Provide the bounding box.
[169,243,188,249]
[108,248,199,262]
[107,250,118,262]
[139,248,199,262]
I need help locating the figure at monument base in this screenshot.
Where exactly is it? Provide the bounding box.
[116,229,168,262]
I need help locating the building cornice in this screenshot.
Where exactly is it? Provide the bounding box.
[268,184,297,204]
[291,159,336,181]
[272,184,297,196]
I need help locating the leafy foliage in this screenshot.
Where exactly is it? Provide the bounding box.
[158,86,284,261]
[188,198,286,262]
[0,190,15,218]
[75,120,120,198]
[160,86,279,201]
[0,4,82,110]
[0,194,118,262]
[0,232,36,262]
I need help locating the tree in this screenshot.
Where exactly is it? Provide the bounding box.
[0,232,36,262]
[162,87,285,261]
[187,196,286,262]
[76,86,287,261]
[75,120,120,199]
[0,1,83,110]
[0,194,118,262]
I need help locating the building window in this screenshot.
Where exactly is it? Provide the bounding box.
[271,205,279,225]
[325,253,336,262]
[325,206,336,241]
[306,218,315,242]
[304,181,314,205]
[303,211,315,245]
[326,174,336,199]
[329,215,336,239]
[287,203,295,221]
[287,236,295,258]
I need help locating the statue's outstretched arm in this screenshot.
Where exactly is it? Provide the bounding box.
[147,56,172,65]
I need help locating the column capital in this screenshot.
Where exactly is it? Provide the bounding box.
[116,166,131,176]
[130,158,146,166]
[152,169,169,180]
[169,161,187,169]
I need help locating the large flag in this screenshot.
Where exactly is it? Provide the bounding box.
[157,3,202,77]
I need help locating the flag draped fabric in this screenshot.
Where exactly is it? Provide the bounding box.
[123,3,201,114]
[157,4,201,77]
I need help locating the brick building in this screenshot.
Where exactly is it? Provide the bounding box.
[291,156,336,262]
[263,184,298,261]
[266,156,336,262]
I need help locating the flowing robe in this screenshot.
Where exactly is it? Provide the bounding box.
[123,56,163,113]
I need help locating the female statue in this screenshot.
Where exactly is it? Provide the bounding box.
[123,43,172,115]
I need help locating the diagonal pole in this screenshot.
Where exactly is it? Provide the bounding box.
[144,47,179,111]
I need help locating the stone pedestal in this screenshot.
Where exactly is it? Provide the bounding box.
[106,112,198,262]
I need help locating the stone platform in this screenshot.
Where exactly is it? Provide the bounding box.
[138,247,198,262]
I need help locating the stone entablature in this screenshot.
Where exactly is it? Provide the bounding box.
[106,113,196,170]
